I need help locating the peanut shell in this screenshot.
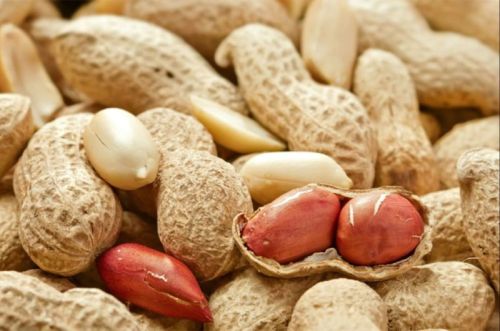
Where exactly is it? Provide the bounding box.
[373,262,495,331]
[458,148,500,292]
[13,114,122,276]
[52,15,248,115]
[216,24,377,189]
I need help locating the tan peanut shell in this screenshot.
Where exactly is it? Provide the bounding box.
[348,0,499,115]
[457,148,500,293]
[157,149,253,281]
[354,49,439,195]
[216,24,377,189]
[22,269,75,292]
[0,271,141,330]
[373,262,496,331]
[419,112,441,143]
[138,108,216,155]
[0,0,33,25]
[233,184,432,281]
[420,188,475,264]
[52,15,248,115]
[0,193,33,271]
[279,0,312,19]
[288,278,388,331]
[207,268,322,331]
[0,168,13,194]
[125,0,299,61]
[132,309,200,331]
[0,94,34,179]
[124,107,217,217]
[13,114,122,276]
[434,116,499,188]
[411,0,499,51]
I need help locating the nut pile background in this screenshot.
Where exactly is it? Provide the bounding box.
[0,0,499,330]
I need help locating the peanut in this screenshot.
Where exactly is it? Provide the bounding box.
[25,0,61,21]
[336,191,425,266]
[118,211,162,251]
[420,188,475,264]
[457,148,500,293]
[0,193,34,271]
[0,271,141,330]
[55,101,104,118]
[239,151,352,204]
[0,0,33,25]
[190,95,286,154]
[51,15,248,115]
[207,268,322,331]
[234,184,432,280]
[373,262,495,331]
[132,309,200,331]
[242,186,341,263]
[0,94,34,179]
[13,114,122,276]
[125,0,299,61]
[0,24,64,127]
[301,0,358,88]
[83,108,160,190]
[97,243,212,322]
[216,24,377,188]
[289,278,388,331]
[411,0,499,51]
[353,49,439,194]
[434,116,499,188]
[348,0,499,115]
[157,149,252,281]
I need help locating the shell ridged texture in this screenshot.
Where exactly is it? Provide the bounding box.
[434,116,499,188]
[348,0,499,115]
[207,268,321,331]
[157,150,252,281]
[457,148,500,293]
[354,49,439,194]
[138,108,216,155]
[216,24,377,188]
[420,188,475,264]
[289,278,387,331]
[0,94,34,178]
[52,15,247,115]
[0,271,140,330]
[13,114,122,276]
[373,262,496,331]
[0,194,33,271]
[125,0,299,60]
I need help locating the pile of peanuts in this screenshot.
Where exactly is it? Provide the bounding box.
[0,0,499,330]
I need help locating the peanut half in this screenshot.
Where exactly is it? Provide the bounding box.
[0,24,64,127]
[301,0,358,89]
[239,151,352,204]
[190,95,285,154]
[83,108,160,190]
[0,0,33,25]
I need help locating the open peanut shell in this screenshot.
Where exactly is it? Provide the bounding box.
[232,184,432,281]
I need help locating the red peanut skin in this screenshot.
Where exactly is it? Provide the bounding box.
[336,192,424,266]
[96,243,212,322]
[242,186,340,264]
